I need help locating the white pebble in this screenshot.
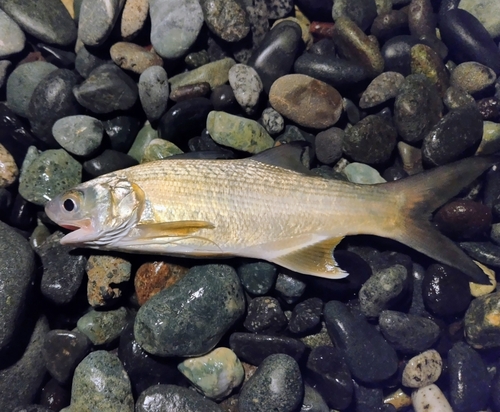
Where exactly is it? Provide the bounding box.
[412,384,453,412]
[402,350,442,388]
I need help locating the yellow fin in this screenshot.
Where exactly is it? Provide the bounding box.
[272,237,347,279]
[136,220,215,238]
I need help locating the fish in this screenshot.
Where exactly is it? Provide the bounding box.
[44,144,495,284]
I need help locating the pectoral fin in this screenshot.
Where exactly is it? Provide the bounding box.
[135,220,215,238]
[272,237,348,279]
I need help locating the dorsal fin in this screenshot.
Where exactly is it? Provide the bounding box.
[250,142,313,175]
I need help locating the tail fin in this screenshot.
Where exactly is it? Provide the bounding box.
[384,156,496,284]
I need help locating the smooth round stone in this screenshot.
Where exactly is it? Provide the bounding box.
[28,68,81,145]
[77,307,128,345]
[394,74,443,143]
[207,111,274,154]
[228,64,262,114]
[301,384,329,412]
[402,350,442,388]
[158,97,213,147]
[381,35,420,76]
[69,351,133,412]
[343,114,397,164]
[83,149,138,178]
[8,193,37,230]
[110,42,163,74]
[42,329,91,384]
[73,64,138,114]
[236,260,277,296]
[200,0,249,42]
[86,255,132,307]
[138,66,170,121]
[448,342,490,412]
[52,115,103,156]
[150,0,203,59]
[359,265,408,317]
[210,84,238,113]
[37,231,86,305]
[261,107,284,135]
[408,0,436,37]
[0,143,18,188]
[78,0,125,46]
[353,383,384,411]
[244,296,288,334]
[333,16,384,76]
[272,16,313,48]
[141,139,183,163]
[422,106,483,166]
[450,61,497,95]
[275,272,306,304]
[288,298,323,335]
[459,0,500,38]
[439,9,500,74]
[19,148,81,206]
[229,333,306,366]
[269,74,342,129]
[127,122,158,162]
[370,10,408,43]
[0,221,35,351]
[343,162,386,184]
[0,316,49,411]
[121,0,149,39]
[464,291,500,348]
[359,72,404,109]
[422,264,471,317]
[39,379,71,412]
[104,115,141,152]
[410,44,449,96]
[460,241,500,268]
[238,354,303,412]
[135,264,245,357]
[332,0,377,31]
[178,347,244,399]
[184,50,210,69]
[315,127,343,165]
[0,0,76,45]
[443,85,475,110]
[169,58,236,91]
[324,300,398,383]
[169,82,210,103]
[0,60,11,88]
[135,384,222,412]
[248,20,303,93]
[74,45,108,78]
[0,9,25,58]
[477,121,500,155]
[412,385,453,412]
[294,53,371,90]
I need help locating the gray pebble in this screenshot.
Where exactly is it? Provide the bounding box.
[315,127,344,165]
[78,0,125,46]
[300,384,329,412]
[52,115,104,156]
[261,107,284,135]
[237,260,277,295]
[229,63,263,114]
[332,0,377,31]
[359,72,404,109]
[75,45,109,78]
[343,162,386,184]
[77,307,128,345]
[450,61,497,95]
[275,272,307,304]
[0,60,11,89]
[443,86,476,111]
[139,66,169,121]
[265,0,294,19]
[200,0,250,42]
[0,9,25,58]
[402,349,442,388]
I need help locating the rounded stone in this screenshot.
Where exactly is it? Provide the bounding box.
[228,64,263,114]
[381,35,420,76]
[244,296,288,334]
[236,260,277,296]
[52,115,103,156]
[0,143,18,188]
[261,107,284,135]
[169,82,210,103]
[78,0,125,46]
[315,127,344,165]
[121,0,149,39]
[443,86,476,111]
[458,0,500,38]
[127,122,158,162]
[411,385,453,412]
[77,307,128,345]
[200,0,250,42]
[450,62,497,95]
[141,138,183,163]
[343,162,387,184]
[169,58,236,91]
[359,71,405,109]
[464,291,500,349]
[402,350,442,388]
[110,42,163,74]
[0,9,25,58]
[410,44,449,96]
[332,0,377,31]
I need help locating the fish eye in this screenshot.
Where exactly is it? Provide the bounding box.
[63,198,76,212]
[61,192,83,213]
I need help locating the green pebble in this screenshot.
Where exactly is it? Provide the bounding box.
[127,122,158,162]
[343,162,386,184]
[29,222,51,249]
[19,147,82,206]
[206,111,274,154]
[477,121,500,156]
[141,138,183,163]
[77,307,128,345]
[52,115,103,156]
[170,57,235,91]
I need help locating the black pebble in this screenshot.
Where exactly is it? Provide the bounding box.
[243,296,288,334]
[83,149,138,178]
[381,35,420,76]
[288,297,323,334]
[104,115,141,152]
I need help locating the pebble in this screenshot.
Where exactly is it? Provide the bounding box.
[397,141,423,175]
[0,9,25,58]
[305,346,353,410]
[402,349,442,388]
[422,106,483,166]
[343,162,387,184]
[37,44,75,68]
[408,0,436,38]
[169,82,210,102]
[275,272,306,304]
[359,72,404,109]
[19,148,81,206]
[78,0,125,46]
[150,0,204,59]
[324,301,398,383]
[266,0,293,19]
[0,60,11,88]
[141,139,182,162]
[381,35,420,76]
[370,10,408,43]
[207,111,274,154]
[110,43,163,74]
[450,61,497,96]
[74,45,108,79]
[0,221,35,351]
[238,354,303,412]
[52,115,104,156]
[448,341,490,412]
[464,291,500,349]
[477,121,500,155]
[228,64,263,115]
[127,122,158,162]
[169,58,236,91]
[135,264,245,356]
[68,351,133,412]
[288,297,323,334]
[411,384,453,412]
[121,0,149,39]
[469,261,496,297]
[0,143,18,188]
[272,17,313,48]
[410,44,449,96]
[343,114,397,164]
[135,384,222,412]
[37,231,86,305]
[77,306,128,345]
[42,329,91,384]
[210,84,238,112]
[301,384,329,412]
[73,64,138,114]
[236,260,277,295]
[460,241,500,268]
[0,0,77,46]
[200,0,250,42]
[270,74,342,129]
[359,265,408,317]
[244,296,288,334]
[458,0,500,38]
[229,332,306,366]
[478,96,500,120]
[83,149,138,178]
[86,254,132,307]
[178,347,244,399]
[314,127,343,165]
[443,86,476,111]
[261,107,284,135]
[379,310,441,353]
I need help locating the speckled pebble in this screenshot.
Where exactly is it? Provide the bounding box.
[52,115,103,156]
[402,350,442,388]
[450,62,497,95]
[237,261,277,296]
[359,71,405,109]
[78,0,125,46]
[410,44,449,96]
[464,291,500,349]
[443,86,476,111]
[244,296,288,334]
[411,384,453,412]
[275,272,306,304]
[0,143,18,188]
[228,64,263,114]
[110,42,163,74]
[200,0,250,42]
[121,0,149,39]
[261,107,284,135]
[77,307,128,345]
[141,138,183,163]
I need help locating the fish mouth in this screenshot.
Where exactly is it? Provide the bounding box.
[58,219,94,245]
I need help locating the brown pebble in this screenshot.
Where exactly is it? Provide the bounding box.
[134,261,189,305]
[110,42,163,74]
[121,0,149,40]
[170,82,211,102]
[309,21,335,41]
[0,143,19,188]
[269,74,343,129]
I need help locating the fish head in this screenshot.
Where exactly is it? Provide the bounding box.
[45,174,145,247]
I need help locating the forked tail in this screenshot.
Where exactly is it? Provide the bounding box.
[384,156,497,284]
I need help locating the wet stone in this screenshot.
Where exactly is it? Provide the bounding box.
[410,44,449,96]
[275,272,306,304]
[78,0,125,46]
[169,82,210,103]
[443,86,476,111]
[69,351,133,412]
[134,264,245,356]
[353,383,384,412]
[37,231,86,305]
[229,332,306,366]
[460,241,500,268]
[39,379,71,411]
[315,127,343,165]
[244,296,288,334]
[0,143,18,188]
[289,297,323,334]
[42,329,91,384]
[185,50,210,69]
[104,115,141,153]
[370,10,408,43]
[464,291,500,349]
[52,115,103,156]
[200,0,250,42]
[331,0,377,31]
[77,307,128,346]
[408,0,436,38]
[265,0,293,19]
[237,261,277,296]
[110,42,163,74]
[359,72,404,109]
[477,121,500,155]
[450,62,497,96]
[412,385,453,412]
[305,346,353,410]
[141,139,183,163]
[211,84,238,112]
[127,122,158,162]
[74,45,108,78]
[83,149,138,178]
[229,64,262,115]
[169,58,236,91]
[478,96,500,121]
[301,384,329,412]
[402,349,442,388]
[238,354,303,412]
[381,35,420,76]
[0,9,25,58]
[261,107,284,135]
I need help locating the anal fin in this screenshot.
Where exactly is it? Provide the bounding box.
[136,220,215,238]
